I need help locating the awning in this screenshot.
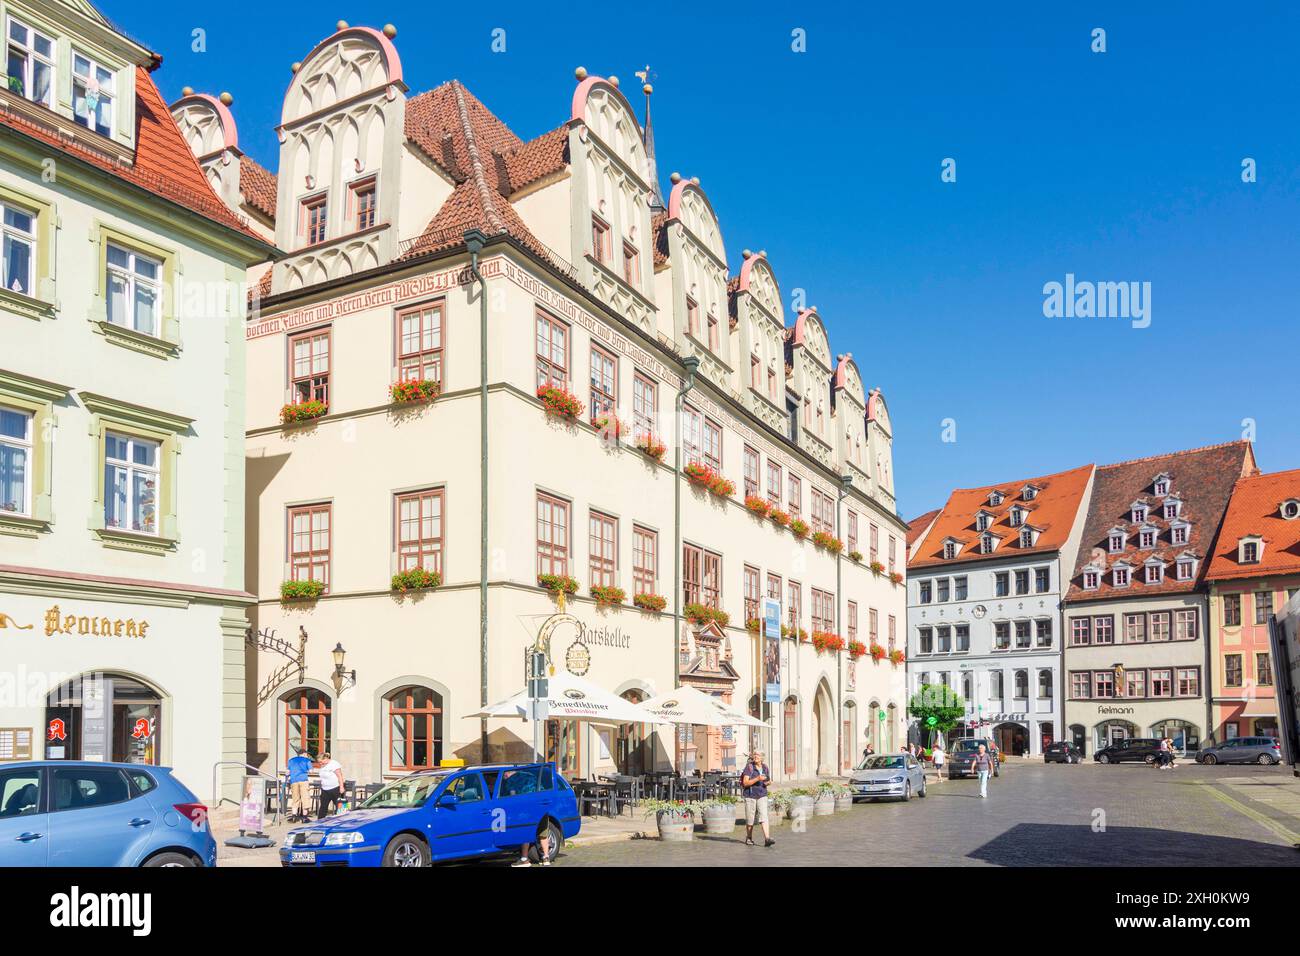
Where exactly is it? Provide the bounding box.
[638,685,768,728]
[465,672,667,725]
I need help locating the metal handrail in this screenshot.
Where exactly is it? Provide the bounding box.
[211,761,284,825]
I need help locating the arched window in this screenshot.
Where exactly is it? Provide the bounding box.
[783,697,798,775]
[387,685,442,771]
[1013,669,1028,699]
[284,689,331,759]
[1037,670,1053,699]
[615,689,646,775]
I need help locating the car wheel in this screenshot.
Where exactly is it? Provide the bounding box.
[1203,754,1217,766]
[901,781,912,802]
[1098,754,1111,764]
[919,779,927,798]
[142,852,197,868]
[383,834,429,868]
[1144,755,1156,765]
[529,821,564,863]
[1257,754,1275,766]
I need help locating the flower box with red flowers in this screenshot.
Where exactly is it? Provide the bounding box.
[391,568,442,593]
[848,640,868,659]
[635,434,667,462]
[537,573,579,596]
[389,379,441,405]
[889,648,906,666]
[280,579,324,602]
[869,642,887,661]
[790,519,810,539]
[769,509,791,528]
[811,631,845,654]
[280,399,327,425]
[592,414,623,441]
[707,475,735,498]
[590,584,626,607]
[633,592,667,612]
[745,617,761,633]
[684,602,729,629]
[812,531,843,552]
[537,385,584,421]
[848,549,864,563]
[744,495,771,517]
[869,560,886,576]
[797,628,809,643]
[888,571,904,586]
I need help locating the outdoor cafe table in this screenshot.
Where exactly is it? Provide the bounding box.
[573,780,616,817]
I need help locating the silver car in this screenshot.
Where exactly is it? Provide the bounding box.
[849,753,927,802]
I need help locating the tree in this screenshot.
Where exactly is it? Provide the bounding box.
[907,683,966,744]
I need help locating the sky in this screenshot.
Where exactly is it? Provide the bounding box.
[101,1,1300,519]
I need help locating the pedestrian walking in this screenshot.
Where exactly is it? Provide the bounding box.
[1164,737,1178,770]
[740,750,775,848]
[316,752,343,818]
[931,741,945,782]
[286,748,313,822]
[972,743,994,798]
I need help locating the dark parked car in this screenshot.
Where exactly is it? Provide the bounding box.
[1043,742,1083,764]
[947,739,1001,779]
[1197,737,1281,766]
[1093,738,1163,764]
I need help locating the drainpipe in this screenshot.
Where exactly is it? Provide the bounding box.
[836,474,852,774]
[465,229,489,760]
[672,356,701,692]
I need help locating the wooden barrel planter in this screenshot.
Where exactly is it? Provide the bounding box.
[656,810,695,842]
[813,793,835,816]
[834,793,854,812]
[789,795,815,822]
[701,804,737,835]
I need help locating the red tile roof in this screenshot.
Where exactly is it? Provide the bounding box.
[1205,467,1300,581]
[1066,441,1256,602]
[501,125,569,194]
[909,464,1094,569]
[906,509,941,549]
[238,154,278,220]
[0,67,265,246]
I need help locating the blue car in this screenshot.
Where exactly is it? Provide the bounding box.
[0,761,215,867]
[281,762,580,867]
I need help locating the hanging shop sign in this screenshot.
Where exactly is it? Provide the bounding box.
[763,598,782,704]
[564,639,591,676]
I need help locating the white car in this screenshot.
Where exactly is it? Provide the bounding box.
[849,754,927,802]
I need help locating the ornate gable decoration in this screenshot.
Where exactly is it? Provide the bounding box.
[572,78,649,186]
[283,27,403,124]
[740,253,782,325]
[671,182,725,264]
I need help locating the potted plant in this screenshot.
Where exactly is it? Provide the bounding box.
[280,579,324,602]
[280,398,327,425]
[889,571,904,586]
[389,379,440,405]
[643,798,697,841]
[746,617,761,633]
[790,519,810,539]
[699,796,739,835]
[869,560,885,576]
[889,648,906,666]
[590,584,625,608]
[848,549,863,563]
[812,782,837,816]
[391,568,441,593]
[633,592,667,612]
[848,639,867,659]
[635,433,667,462]
[769,509,791,528]
[786,788,815,821]
[811,631,845,654]
[831,782,854,812]
[537,573,579,596]
[744,495,771,517]
[869,642,887,662]
[768,791,793,825]
[536,384,584,421]
[683,602,729,629]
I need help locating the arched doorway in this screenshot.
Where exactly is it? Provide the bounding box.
[868,700,882,753]
[782,697,798,775]
[886,703,898,752]
[615,689,647,775]
[812,680,835,775]
[1094,718,1138,752]
[1069,723,1087,754]
[385,685,443,772]
[993,721,1027,756]
[842,701,857,770]
[1151,719,1200,754]
[44,673,163,765]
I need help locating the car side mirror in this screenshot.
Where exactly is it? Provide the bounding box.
[437,792,459,807]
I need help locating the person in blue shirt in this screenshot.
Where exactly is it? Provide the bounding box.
[286,749,314,822]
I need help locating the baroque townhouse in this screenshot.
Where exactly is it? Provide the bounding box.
[175,23,909,784]
[906,466,1094,756]
[1203,467,1300,744]
[0,0,272,802]
[1062,442,1256,756]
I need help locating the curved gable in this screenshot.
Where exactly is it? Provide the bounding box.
[834,354,865,406]
[791,309,832,370]
[170,93,238,160]
[867,388,892,436]
[283,26,403,124]
[571,77,648,185]
[668,180,725,263]
[738,252,783,323]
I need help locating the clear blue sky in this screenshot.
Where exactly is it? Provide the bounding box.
[103,1,1300,519]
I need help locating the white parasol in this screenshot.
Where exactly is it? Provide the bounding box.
[465,672,667,725]
[638,684,768,728]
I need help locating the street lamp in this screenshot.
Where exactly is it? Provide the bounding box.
[330,642,357,696]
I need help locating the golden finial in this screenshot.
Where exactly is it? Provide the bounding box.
[556,590,566,612]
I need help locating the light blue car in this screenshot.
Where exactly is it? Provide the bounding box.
[281,762,581,867]
[0,761,215,867]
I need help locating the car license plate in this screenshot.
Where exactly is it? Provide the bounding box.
[290,850,316,864]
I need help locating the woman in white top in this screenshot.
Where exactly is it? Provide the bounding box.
[931,742,945,782]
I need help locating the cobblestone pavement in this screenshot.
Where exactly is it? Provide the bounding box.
[561,761,1300,867]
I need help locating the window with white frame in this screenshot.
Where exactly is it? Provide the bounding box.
[0,405,32,515]
[1108,531,1124,553]
[1035,619,1052,647]
[6,18,54,108]
[975,511,992,532]
[989,491,1003,506]
[943,540,958,560]
[103,432,159,535]
[1139,527,1156,549]
[1176,557,1195,581]
[1145,562,1163,584]
[981,534,996,554]
[1019,528,1034,548]
[1082,569,1099,590]
[1153,476,1169,496]
[1131,504,1147,523]
[1022,485,1038,501]
[1,201,35,297]
[1163,499,1180,520]
[1171,522,1188,545]
[106,243,161,337]
[1282,499,1300,520]
[1008,506,1023,527]
[72,51,114,136]
[1112,566,1129,587]
[1240,538,1261,563]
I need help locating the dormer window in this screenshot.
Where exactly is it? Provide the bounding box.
[591,215,611,265]
[1175,556,1196,581]
[1281,499,1300,520]
[1082,570,1100,590]
[975,511,993,532]
[1145,561,1164,585]
[942,539,961,560]
[980,534,998,554]
[350,177,377,231]
[1008,506,1024,527]
[989,491,1004,506]
[1131,503,1148,523]
[1112,565,1130,587]
[1139,527,1156,550]
[1108,529,1125,553]
[1170,521,1189,546]
[1153,475,1170,496]
[1239,537,1263,564]
[1019,528,1034,548]
[72,52,115,137]
[1021,484,1039,501]
[6,18,55,109]
[1163,497,1182,520]
[301,194,328,246]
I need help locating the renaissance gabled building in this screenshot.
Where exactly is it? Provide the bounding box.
[173,22,909,783]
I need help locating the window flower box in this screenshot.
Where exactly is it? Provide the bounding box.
[812,531,844,553]
[790,519,810,539]
[745,617,761,633]
[684,463,734,499]
[538,573,579,596]
[389,379,441,405]
[590,584,626,608]
[537,385,584,421]
[635,434,666,462]
[592,414,623,441]
[769,509,791,528]
[889,571,904,586]
[848,640,868,659]
[280,579,324,602]
[391,568,442,592]
[744,495,771,518]
[684,602,729,629]
[633,592,667,612]
[280,399,327,425]
[869,642,887,662]
[848,549,863,563]
[811,631,845,654]
[889,648,906,666]
[797,627,809,643]
[869,560,886,576]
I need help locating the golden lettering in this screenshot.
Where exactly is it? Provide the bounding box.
[114,620,123,637]
[44,606,61,637]
[77,616,89,635]
[137,621,149,639]
[126,619,137,638]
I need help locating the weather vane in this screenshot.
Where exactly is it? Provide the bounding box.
[635,64,656,87]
